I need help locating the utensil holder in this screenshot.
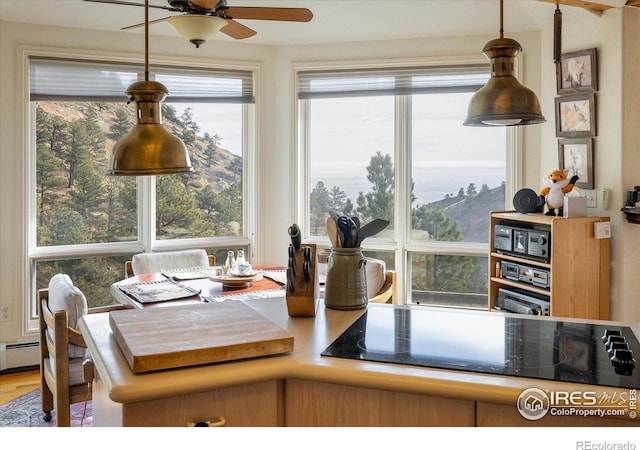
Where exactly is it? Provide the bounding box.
[324,247,367,310]
[285,243,317,317]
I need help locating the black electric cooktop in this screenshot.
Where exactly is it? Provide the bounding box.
[321,306,639,389]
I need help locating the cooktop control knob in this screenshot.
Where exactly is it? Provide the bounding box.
[602,329,622,342]
[610,348,636,373]
[608,341,630,357]
[605,335,626,350]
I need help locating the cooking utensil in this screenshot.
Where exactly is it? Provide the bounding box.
[351,216,361,231]
[326,216,339,248]
[337,216,358,248]
[303,246,311,292]
[288,223,301,252]
[286,267,295,293]
[288,245,296,278]
[355,219,390,247]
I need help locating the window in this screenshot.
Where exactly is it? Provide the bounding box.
[28,55,256,316]
[298,61,512,308]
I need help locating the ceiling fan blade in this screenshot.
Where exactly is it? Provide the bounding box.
[190,0,221,11]
[121,16,171,30]
[220,19,257,40]
[222,7,313,22]
[82,0,176,11]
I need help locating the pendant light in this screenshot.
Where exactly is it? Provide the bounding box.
[464,0,545,127]
[107,0,194,176]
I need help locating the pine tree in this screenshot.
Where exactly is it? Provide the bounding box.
[35,143,66,229]
[111,109,132,139]
[356,151,394,223]
[310,181,330,234]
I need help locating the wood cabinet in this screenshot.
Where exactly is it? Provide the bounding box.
[92,379,282,427]
[284,380,475,427]
[489,211,610,320]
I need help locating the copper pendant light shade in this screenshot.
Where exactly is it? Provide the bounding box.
[464,0,545,127]
[107,0,193,176]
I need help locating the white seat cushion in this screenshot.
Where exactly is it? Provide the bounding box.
[44,356,89,387]
[131,249,209,275]
[365,258,386,299]
[47,274,88,359]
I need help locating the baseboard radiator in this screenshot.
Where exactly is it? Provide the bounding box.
[0,341,39,372]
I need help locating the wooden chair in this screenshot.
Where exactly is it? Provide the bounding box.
[125,249,216,277]
[39,275,125,426]
[368,270,396,304]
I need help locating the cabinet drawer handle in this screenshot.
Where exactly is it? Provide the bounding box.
[187,416,226,427]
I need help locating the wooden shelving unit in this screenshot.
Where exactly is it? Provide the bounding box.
[489,211,610,320]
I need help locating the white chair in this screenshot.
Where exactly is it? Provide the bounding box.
[125,249,215,277]
[39,274,124,426]
[365,258,396,304]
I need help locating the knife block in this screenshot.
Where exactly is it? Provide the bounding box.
[286,243,317,317]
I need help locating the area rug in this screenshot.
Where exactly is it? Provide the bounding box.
[0,388,92,427]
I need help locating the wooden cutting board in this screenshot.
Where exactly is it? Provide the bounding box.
[109,302,294,373]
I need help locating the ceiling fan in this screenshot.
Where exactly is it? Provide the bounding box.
[83,0,313,47]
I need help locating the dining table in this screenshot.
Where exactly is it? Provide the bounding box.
[110,265,287,309]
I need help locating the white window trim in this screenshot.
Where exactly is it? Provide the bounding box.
[293,55,522,305]
[20,45,261,335]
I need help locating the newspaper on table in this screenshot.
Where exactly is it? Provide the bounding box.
[119,278,201,304]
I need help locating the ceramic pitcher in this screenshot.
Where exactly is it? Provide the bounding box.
[324,247,367,310]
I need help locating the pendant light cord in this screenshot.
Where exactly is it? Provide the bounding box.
[144,0,149,82]
[554,2,562,64]
[499,0,504,39]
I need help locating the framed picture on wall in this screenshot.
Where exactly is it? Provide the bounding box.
[558,138,594,189]
[557,48,598,94]
[555,93,596,138]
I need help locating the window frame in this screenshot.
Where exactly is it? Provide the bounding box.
[22,47,261,333]
[294,56,522,305]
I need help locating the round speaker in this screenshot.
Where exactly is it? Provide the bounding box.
[513,188,542,214]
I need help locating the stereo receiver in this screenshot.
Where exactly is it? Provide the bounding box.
[493,224,550,263]
[496,288,550,316]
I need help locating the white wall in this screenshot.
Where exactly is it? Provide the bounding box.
[619,7,640,324]
[536,6,640,322]
[1,6,638,349]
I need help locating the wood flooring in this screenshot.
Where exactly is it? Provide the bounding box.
[0,368,40,405]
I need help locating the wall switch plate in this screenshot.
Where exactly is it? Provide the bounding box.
[1,305,10,322]
[594,221,611,239]
[583,189,597,208]
[601,188,610,209]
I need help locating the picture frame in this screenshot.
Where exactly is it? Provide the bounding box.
[555,93,596,138]
[557,48,598,94]
[558,138,594,189]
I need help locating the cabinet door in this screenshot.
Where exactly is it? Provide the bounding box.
[285,380,474,426]
[119,381,281,427]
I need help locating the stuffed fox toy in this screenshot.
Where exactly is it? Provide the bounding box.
[539,169,579,216]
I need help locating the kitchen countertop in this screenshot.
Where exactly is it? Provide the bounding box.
[78,297,639,421]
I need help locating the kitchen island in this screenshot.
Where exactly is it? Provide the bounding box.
[78,298,639,427]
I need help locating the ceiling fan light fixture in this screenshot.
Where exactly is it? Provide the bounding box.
[167,15,227,48]
[464,0,545,127]
[107,0,193,176]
